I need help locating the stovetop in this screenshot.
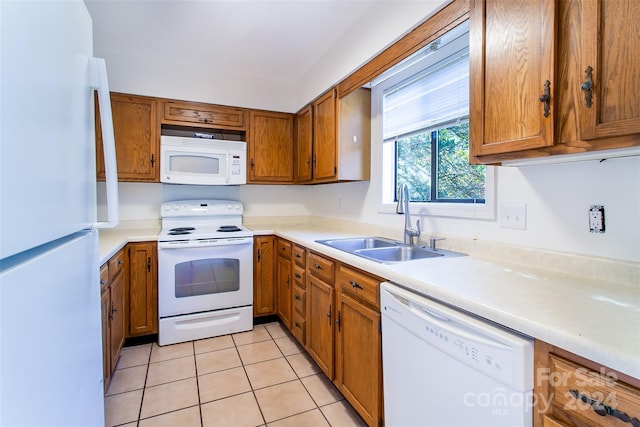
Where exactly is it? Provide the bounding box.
[158,199,253,241]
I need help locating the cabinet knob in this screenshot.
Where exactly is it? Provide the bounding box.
[539,80,551,118]
[581,66,593,108]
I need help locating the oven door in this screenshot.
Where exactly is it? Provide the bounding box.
[158,238,253,318]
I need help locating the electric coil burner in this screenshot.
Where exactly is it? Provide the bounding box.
[157,200,254,346]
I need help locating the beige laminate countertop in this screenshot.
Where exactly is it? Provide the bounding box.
[98,221,640,380]
[251,224,640,381]
[98,225,160,266]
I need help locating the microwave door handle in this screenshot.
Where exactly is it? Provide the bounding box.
[89,57,119,229]
[226,154,231,184]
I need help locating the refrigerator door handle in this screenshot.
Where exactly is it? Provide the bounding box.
[89,57,119,229]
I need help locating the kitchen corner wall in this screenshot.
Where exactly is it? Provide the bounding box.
[93,0,640,265]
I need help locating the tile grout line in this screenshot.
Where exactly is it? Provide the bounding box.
[191,340,204,427]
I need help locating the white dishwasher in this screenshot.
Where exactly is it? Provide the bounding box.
[380,282,534,427]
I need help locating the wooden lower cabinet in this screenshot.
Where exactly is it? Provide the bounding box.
[276,239,293,328]
[254,236,276,316]
[109,272,126,367]
[306,275,335,378]
[335,291,381,427]
[534,339,640,427]
[100,249,126,392]
[335,264,383,427]
[127,242,157,337]
[270,243,384,427]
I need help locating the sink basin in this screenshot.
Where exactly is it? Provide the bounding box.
[316,237,399,252]
[316,236,462,263]
[356,246,444,263]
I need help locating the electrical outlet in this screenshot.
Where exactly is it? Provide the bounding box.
[589,205,605,233]
[500,203,527,230]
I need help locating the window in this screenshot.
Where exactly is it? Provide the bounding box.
[374,21,494,218]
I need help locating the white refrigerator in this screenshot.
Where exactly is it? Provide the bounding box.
[0,1,119,425]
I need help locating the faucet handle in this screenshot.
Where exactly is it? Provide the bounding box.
[429,237,445,251]
[416,219,421,237]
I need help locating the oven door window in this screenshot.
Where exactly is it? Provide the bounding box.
[174,258,239,298]
[170,154,221,174]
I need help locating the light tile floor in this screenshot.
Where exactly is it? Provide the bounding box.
[104,322,367,427]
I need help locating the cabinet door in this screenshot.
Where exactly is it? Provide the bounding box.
[313,90,337,182]
[101,286,111,392]
[295,105,313,183]
[306,275,334,378]
[469,0,556,157]
[163,100,245,129]
[97,93,159,182]
[579,0,640,140]
[109,271,126,370]
[254,236,276,316]
[127,242,158,337]
[335,291,381,427]
[249,110,294,183]
[276,256,292,328]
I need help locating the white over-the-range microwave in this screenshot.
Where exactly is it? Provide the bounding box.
[160,134,246,185]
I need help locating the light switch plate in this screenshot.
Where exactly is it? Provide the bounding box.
[500,203,527,230]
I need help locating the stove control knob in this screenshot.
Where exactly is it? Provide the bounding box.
[235,203,241,210]
[172,203,180,210]
[163,204,171,211]
[226,203,233,210]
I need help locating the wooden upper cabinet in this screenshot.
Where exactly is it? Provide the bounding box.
[313,90,338,182]
[578,0,640,140]
[469,0,556,158]
[96,93,159,182]
[248,110,294,183]
[162,100,245,130]
[296,87,370,184]
[295,105,313,183]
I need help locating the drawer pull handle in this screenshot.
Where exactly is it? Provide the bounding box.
[116,260,123,267]
[295,253,301,259]
[349,280,363,290]
[314,264,322,270]
[295,273,302,279]
[294,294,302,301]
[569,389,640,427]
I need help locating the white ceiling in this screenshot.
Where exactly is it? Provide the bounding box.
[85,0,391,86]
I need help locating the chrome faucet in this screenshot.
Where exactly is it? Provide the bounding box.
[396,183,421,246]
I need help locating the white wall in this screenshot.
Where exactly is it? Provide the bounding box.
[293,0,446,110]
[100,182,312,221]
[307,156,640,263]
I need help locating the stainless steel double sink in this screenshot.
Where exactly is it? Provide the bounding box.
[316,236,462,264]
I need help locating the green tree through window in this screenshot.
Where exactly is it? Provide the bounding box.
[396,121,485,203]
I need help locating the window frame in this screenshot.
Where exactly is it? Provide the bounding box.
[371,23,496,220]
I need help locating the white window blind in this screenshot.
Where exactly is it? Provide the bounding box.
[383,49,469,141]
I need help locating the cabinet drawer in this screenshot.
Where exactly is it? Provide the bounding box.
[337,264,381,308]
[276,239,292,260]
[100,263,109,288]
[163,101,245,129]
[549,355,640,426]
[308,252,335,284]
[293,285,306,317]
[293,245,306,268]
[108,250,126,281]
[293,264,306,289]
[292,311,306,345]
